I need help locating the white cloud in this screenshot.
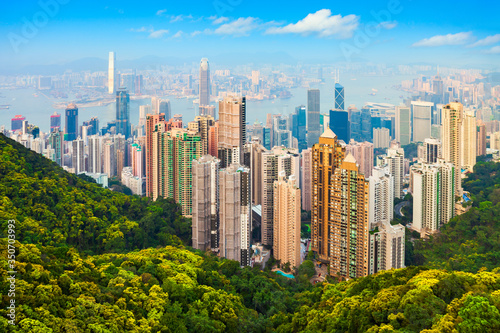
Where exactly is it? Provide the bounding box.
[191,29,212,37]
[265,9,359,38]
[169,14,193,23]
[149,29,169,39]
[213,16,229,25]
[130,27,148,32]
[172,31,183,38]
[469,34,500,48]
[214,17,258,36]
[412,32,473,47]
[379,21,398,30]
[484,46,500,54]
[156,9,167,16]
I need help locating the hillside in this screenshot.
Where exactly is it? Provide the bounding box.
[1,134,500,332]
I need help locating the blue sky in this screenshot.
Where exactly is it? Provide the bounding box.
[1,0,499,70]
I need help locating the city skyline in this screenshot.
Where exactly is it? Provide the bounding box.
[1,1,500,72]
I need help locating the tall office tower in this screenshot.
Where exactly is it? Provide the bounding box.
[329,154,369,279]
[65,103,78,141]
[88,117,99,136]
[360,107,372,142]
[378,144,405,199]
[219,164,252,266]
[120,73,135,94]
[369,222,405,274]
[146,114,166,197]
[251,70,260,86]
[433,73,444,98]
[368,166,394,227]
[243,141,266,206]
[273,172,301,268]
[130,143,143,178]
[193,115,215,155]
[411,159,455,235]
[311,128,346,262]
[138,105,151,136]
[116,149,125,178]
[71,137,85,174]
[48,130,63,166]
[261,147,300,247]
[135,74,143,95]
[491,132,500,150]
[108,52,116,94]
[307,89,320,148]
[159,100,171,121]
[152,127,202,215]
[346,140,374,178]
[334,82,345,111]
[329,110,350,143]
[11,115,25,131]
[199,58,210,108]
[50,112,61,132]
[102,141,116,177]
[395,106,411,145]
[350,110,362,141]
[301,148,312,211]
[218,96,246,168]
[411,101,433,142]
[115,89,130,138]
[477,124,486,156]
[192,155,221,252]
[199,105,216,118]
[461,110,477,173]
[441,102,464,198]
[208,121,219,157]
[373,128,391,148]
[421,138,442,163]
[292,105,307,152]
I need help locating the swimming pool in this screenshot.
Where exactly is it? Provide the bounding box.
[275,270,294,279]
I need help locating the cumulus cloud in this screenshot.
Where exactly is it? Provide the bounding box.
[265,9,359,38]
[212,16,229,25]
[412,32,473,47]
[156,9,167,16]
[469,34,500,48]
[214,17,258,36]
[172,31,183,38]
[149,29,169,39]
[379,21,398,30]
[169,14,193,23]
[484,46,500,54]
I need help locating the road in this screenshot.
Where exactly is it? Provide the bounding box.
[395,201,409,217]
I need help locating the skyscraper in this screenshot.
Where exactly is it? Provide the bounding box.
[307,89,320,147]
[329,154,369,279]
[411,101,434,142]
[334,83,345,111]
[360,107,372,142]
[395,106,411,145]
[378,144,405,199]
[11,115,25,132]
[48,129,63,166]
[50,112,61,132]
[192,155,221,252]
[72,137,85,174]
[199,58,210,110]
[411,159,455,235]
[346,140,374,178]
[193,115,215,155]
[477,124,486,156]
[311,128,346,262]
[368,166,394,227]
[218,96,246,168]
[65,103,78,141]
[261,147,300,247]
[369,222,405,274]
[88,135,102,173]
[108,51,116,94]
[292,105,307,152]
[219,163,252,266]
[441,102,463,198]
[273,172,301,268]
[329,110,350,143]
[301,148,312,211]
[422,138,442,163]
[461,110,476,173]
[243,141,266,206]
[115,89,130,138]
[151,127,202,215]
[146,113,166,198]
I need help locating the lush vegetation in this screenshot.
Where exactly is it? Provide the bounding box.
[0,134,191,254]
[463,160,500,207]
[1,134,500,332]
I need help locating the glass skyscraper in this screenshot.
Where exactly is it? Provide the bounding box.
[116,89,130,138]
[334,83,345,110]
[307,89,320,147]
[292,105,307,152]
[329,110,350,143]
[65,104,78,141]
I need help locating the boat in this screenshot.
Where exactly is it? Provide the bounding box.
[0,105,9,109]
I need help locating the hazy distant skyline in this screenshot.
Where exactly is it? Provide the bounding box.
[1,0,499,71]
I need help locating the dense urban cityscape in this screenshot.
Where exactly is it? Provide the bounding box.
[1,1,500,331]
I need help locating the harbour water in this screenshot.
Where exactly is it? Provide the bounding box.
[0,73,413,133]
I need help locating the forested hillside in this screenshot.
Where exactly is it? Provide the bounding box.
[1,134,500,332]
